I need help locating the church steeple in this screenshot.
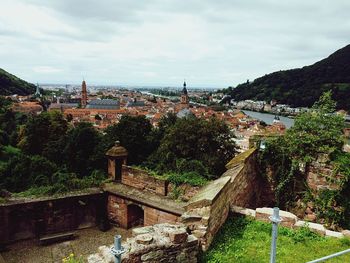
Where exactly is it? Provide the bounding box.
[81,80,87,108]
[181,80,189,105]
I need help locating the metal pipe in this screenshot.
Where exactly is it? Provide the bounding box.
[307,248,350,263]
[110,234,125,263]
[269,207,281,263]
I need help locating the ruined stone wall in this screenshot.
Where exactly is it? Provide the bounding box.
[306,162,343,193]
[107,194,181,229]
[121,166,168,196]
[107,195,128,228]
[143,207,179,226]
[88,223,199,263]
[182,148,262,250]
[0,190,105,245]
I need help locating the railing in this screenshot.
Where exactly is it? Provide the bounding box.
[306,249,350,263]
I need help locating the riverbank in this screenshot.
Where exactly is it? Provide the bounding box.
[242,109,294,128]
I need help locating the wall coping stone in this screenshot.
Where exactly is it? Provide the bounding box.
[185,176,231,210]
[325,230,344,238]
[104,183,185,215]
[225,147,257,170]
[0,187,103,207]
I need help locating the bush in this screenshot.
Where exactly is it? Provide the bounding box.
[167,171,208,187]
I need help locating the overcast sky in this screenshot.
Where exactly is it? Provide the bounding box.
[1,0,349,88]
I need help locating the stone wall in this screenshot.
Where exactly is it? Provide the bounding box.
[0,189,105,246]
[88,223,199,263]
[143,207,179,226]
[232,206,348,239]
[306,161,343,193]
[182,148,262,250]
[107,195,128,228]
[107,194,181,229]
[121,166,168,196]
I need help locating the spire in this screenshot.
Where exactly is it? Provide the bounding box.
[182,80,188,95]
[81,79,87,108]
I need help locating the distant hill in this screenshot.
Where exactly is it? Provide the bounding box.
[227,44,350,111]
[0,68,35,96]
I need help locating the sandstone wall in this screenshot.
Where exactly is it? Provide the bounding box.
[121,166,168,196]
[107,194,181,229]
[143,207,179,226]
[182,148,262,250]
[88,223,199,263]
[306,161,343,193]
[0,190,104,245]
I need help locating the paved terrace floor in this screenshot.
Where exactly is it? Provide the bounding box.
[1,226,131,263]
[103,183,186,215]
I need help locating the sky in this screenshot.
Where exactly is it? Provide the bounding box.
[1,0,350,88]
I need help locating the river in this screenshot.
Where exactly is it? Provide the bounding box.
[242,110,295,128]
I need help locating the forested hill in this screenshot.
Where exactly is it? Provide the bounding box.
[227,44,350,111]
[0,68,35,96]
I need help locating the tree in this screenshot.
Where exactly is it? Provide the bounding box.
[150,116,236,178]
[18,111,68,158]
[260,91,346,209]
[104,115,154,164]
[63,122,103,177]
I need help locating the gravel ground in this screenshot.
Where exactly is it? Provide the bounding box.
[1,226,131,263]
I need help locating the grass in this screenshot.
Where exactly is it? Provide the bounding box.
[202,215,350,263]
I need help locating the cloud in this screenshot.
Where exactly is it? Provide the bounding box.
[0,0,349,87]
[33,66,63,74]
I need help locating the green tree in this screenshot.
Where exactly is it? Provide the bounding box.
[151,116,236,178]
[19,111,68,157]
[63,122,103,177]
[104,115,154,164]
[260,91,346,211]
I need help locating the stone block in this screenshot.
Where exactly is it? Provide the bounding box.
[256,207,297,227]
[192,229,206,239]
[87,254,105,263]
[132,226,154,236]
[136,234,153,245]
[231,205,256,217]
[325,230,344,238]
[341,230,350,237]
[186,235,199,246]
[141,250,164,261]
[98,245,114,263]
[169,229,188,244]
[294,220,326,236]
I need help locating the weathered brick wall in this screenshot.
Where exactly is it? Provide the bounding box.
[88,223,199,263]
[107,194,181,228]
[121,166,168,196]
[0,190,105,245]
[168,183,200,202]
[306,163,342,192]
[143,207,179,226]
[107,195,128,228]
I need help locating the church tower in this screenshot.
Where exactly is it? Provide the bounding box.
[181,81,189,105]
[81,80,87,108]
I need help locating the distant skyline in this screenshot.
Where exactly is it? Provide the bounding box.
[1,0,350,88]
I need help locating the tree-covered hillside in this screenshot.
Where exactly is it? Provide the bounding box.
[227,44,350,111]
[0,68,35,95]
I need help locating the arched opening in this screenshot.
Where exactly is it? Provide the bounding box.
[127,204,144,228]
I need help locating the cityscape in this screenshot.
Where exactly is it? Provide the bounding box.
[1,1,350,263]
